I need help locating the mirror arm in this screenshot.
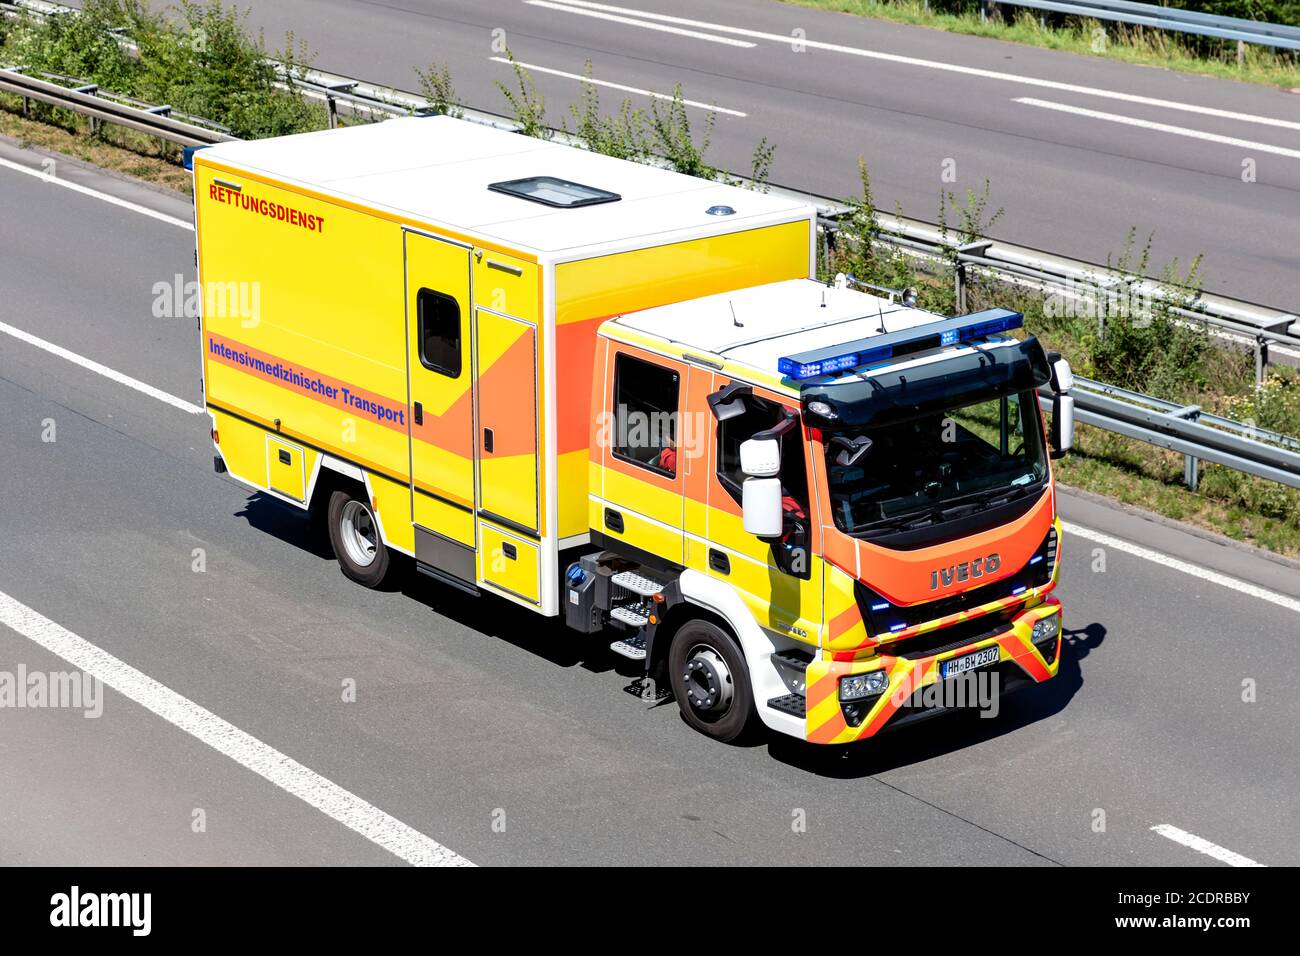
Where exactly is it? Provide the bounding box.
[750,410,798,443]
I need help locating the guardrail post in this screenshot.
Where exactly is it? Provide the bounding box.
[73,84,100,135]
[1255,335,1268,390]
[321,80,358,131]
[954,259,966,314]
[1185,453,1199,491]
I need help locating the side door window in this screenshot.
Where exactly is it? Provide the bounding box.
[612,352,680,477]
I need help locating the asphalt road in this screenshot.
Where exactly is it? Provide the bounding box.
[87,0,1300,304]
[1,143,1298,866]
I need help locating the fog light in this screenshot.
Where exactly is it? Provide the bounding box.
[1031,614,1060,645]
[840,670,889,701]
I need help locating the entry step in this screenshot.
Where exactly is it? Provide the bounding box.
[610,606,649,628]
[610,570,664,597]
[610,631,648,661]
[767,693,806,718]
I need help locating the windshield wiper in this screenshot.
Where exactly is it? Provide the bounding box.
[941,484,1032,519]
[856,508,942,535]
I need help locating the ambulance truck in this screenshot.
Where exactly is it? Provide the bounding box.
[194,116,1075,745]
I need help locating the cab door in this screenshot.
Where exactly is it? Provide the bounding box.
[404,229,476,580]
[705,384,822,646]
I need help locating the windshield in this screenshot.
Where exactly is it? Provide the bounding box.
[824,390,1047,536]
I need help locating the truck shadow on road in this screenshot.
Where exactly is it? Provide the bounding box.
[232,494,1110,769]
[769,622,1107,777]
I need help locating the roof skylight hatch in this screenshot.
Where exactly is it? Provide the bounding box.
[488,176,620,208]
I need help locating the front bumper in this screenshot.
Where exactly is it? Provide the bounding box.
[803,598,1061,745]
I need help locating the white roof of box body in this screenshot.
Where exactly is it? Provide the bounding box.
[197,116,815,259]
[614,278,968,376]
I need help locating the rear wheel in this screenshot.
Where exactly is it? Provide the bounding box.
[667,619,757,744]
[327,488,391,588]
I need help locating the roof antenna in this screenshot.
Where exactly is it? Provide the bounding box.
[730,300,743,328]
[876,300,888,334]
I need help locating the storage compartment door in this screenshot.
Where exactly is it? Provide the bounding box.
[266,436,306,502]
[475,308,539,534]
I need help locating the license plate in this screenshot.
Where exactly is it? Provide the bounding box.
[940,645,999,679]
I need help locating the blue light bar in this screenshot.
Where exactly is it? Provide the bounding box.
[890,622,908,633]
[1029,555,1044,565]
[870,601,890,612]
[1011,585,1028,596]
[777,308,1024,381]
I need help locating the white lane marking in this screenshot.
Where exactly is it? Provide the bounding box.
[1062,522,1300,615]
[524,0,756,48]
[0,588,473,867]
[0,319,204,415]
[0,156,194,230]
[541,1,1300,132]
[1016,98,1300,159]
[1151,824,1265,867]
[489,56,747,117]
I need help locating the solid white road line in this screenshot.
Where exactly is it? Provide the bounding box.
[1016,98,1300,160]
[540,0,1300,132]
[489,56,747,117]
[0,319,204,415]
[0,588,473,867]
[1151,824,1265,867]
[0,156,194,231]
[1062,522,1300,615]
[524,0,756,48]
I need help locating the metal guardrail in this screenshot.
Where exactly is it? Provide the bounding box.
[0,66,233,146]
[1040,378,1300,491]
[990,1,1300,52]
[2,4,1298,494]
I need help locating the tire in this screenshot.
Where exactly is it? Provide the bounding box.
[667,619,757,744]
[326,488,391,588]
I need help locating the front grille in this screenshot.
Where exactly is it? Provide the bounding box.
[885,614,1014,660]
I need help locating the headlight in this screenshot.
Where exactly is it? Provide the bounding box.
[1031,615,1060,645]
[840,670,889,701]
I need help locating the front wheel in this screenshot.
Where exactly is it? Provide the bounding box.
[327,488,391,588]
[667,619,757,744]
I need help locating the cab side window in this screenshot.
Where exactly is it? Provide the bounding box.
[612,353,679,478]
[716,393,807,509]
[716,389,811,579]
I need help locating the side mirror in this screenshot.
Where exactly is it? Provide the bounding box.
[742,477,784,537]
[1047,356,1074,460]
[739,437,780,478]
[1051,357,1075,393]
[1050,393,1074,459]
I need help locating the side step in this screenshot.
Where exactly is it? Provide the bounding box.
[610,606,649,628]
[610,631,648,662]
[767,693,806,718]
[610,570,664,597]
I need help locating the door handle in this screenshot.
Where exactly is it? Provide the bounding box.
[413,401,423,426]
[709,549,730,575]
[604,508,623,533]
[277,449,291,465]
[483,427,494,453]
